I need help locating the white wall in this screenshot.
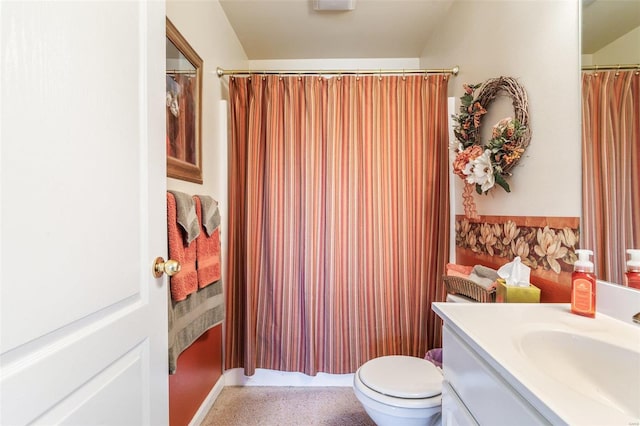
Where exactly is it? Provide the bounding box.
[247,57,420,72]
[421,0,582,219]
[165,0,583,268]
[166,0,248,281]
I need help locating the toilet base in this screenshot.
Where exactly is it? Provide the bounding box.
[354,381,442,426]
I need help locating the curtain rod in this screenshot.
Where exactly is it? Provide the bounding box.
[167,70,196,75]
[581,63,639,71]
[216,65,459,78]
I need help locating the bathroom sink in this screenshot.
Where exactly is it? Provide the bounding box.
[517,329,640,418]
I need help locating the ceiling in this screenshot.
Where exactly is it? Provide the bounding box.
[582,0,640,54]
[218,0,454,59]
[219,0,640,60]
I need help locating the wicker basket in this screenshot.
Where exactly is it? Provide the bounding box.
[442,275,496,303]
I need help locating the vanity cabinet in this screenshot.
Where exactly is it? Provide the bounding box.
[434,302,639,425]
[441,325,551,425]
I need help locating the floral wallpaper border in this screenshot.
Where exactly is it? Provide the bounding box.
[455,216,580,274]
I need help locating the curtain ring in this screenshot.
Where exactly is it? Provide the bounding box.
[615,65,620,77]
[402,69,406,81]
[379,69,382,81]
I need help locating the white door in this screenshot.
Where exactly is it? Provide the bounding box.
[0,2,168,425]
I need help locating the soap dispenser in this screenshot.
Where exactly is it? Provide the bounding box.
[571,249,596,318]
[625,249,640,290]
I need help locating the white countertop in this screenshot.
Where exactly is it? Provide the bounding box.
[432,302,640,425]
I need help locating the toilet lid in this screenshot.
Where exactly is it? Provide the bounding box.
[359,355,442,399]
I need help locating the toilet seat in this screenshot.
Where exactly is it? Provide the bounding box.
[355,355,442,409]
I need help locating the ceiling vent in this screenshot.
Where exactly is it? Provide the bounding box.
[313,0,356,11]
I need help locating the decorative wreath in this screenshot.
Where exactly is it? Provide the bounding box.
[451,77,531,197]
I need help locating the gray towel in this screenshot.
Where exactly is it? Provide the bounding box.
[168,279,224,374]
[196,195,221,236]
[168,190,200,244]
[469,265,499,290]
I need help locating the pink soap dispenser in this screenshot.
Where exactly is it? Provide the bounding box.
[625,249,640,290]
[571,249,596,318]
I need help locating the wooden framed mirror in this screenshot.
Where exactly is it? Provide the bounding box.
[166,17,203,184]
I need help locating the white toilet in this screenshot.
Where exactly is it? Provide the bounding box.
[353,355,443,426]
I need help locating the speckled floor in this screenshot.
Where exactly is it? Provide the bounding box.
[200,386,375,426]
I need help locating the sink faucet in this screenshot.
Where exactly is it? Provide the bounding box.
[634,312,640,324]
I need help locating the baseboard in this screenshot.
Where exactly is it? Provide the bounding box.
[188,374,225,426]
[223,368,354,387]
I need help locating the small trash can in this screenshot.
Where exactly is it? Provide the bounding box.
[424,348,442,368]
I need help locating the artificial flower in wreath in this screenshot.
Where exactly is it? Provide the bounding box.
[451,77,531,196]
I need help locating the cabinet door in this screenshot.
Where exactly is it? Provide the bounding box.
[442,380,479,426]
[443,326,551,425]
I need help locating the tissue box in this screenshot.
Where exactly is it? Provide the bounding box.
[495,279,540,303]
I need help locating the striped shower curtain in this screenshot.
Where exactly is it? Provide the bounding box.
[226,74,450,376]
[582,70,639,284]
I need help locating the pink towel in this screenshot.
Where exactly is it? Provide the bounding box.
[446,263,473,278]
[167,192,198,301]
[194,196,222,289]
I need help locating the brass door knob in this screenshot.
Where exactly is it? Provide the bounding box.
[153,257,181,278]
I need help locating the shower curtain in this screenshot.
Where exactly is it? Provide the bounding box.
[582,70,640,284]
[226,74,450,376]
